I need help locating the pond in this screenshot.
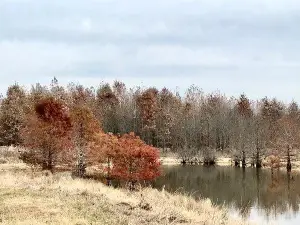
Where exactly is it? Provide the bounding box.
[153,165,300,225]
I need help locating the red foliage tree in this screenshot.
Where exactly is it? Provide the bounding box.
[21,97,73,172]
[111,132,160,189]
[89,132,160,188]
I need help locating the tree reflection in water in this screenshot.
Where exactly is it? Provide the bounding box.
[153,166,300,222]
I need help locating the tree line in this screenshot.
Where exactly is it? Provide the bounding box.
[0,78,161,188]
[0,78,299,172]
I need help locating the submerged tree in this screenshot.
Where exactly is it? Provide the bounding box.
[232,94,254,168]
[275,105,300,172]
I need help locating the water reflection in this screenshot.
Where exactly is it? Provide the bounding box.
[153,166,300,224]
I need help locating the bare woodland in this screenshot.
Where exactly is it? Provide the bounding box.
[0,78,299,172]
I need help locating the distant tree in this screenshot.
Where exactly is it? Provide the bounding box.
[137,88,159,145]
[50,77,68,103]
[65,83,100,177]
[288,101,299,118]
[177,85,205,164]
[261,97,284,147]
[112,81,126,102]
[169,101,187,162]
[96,83,119,133]
[275,104,300,172]
[202,92,228,165]
[112,81,134,134]
[156,88,177,150]
[233,94,254,168]
[0,84,27,146]
[29,83,49,105]
[237,94,253,118]
[21,97,73,172]
[71,105,101,177]
[68,83,96,110]
[253,115,267,168]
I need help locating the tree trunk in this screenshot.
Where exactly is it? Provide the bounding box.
[242,150,246,168]
[129,180,136,191]
[207,122,210,147]
[76,151,86,178]
[106,157,112,186]
[76,123,86,178]
[250,154,255,167]
[42,149,53,172]
[204,158,215,166]
[234,157,240,167]
[256,168,261,205]
[287,146,292,172]
[42,160,48,170]
[256,148,262,168]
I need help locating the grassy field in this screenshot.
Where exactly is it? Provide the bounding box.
[0,147,250,225]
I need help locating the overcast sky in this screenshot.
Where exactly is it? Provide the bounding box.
[1,0,300,102]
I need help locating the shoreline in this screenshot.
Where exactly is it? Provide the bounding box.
[0,162,250,225]
[160,156,300,172]
[160,157,235,166]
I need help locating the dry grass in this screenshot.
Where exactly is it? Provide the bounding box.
[0,147,250,225]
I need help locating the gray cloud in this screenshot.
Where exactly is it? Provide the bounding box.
[1,0,300,102]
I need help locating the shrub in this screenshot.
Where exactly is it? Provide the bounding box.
[111,132,161,189]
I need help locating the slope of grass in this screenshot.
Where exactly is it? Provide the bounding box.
[0,147,250,225]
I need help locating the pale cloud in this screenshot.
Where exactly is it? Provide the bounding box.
[0,41,80,76]
[80,18,93,32]
[1,0,300,102]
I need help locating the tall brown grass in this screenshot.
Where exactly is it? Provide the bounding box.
[0,147,250,225]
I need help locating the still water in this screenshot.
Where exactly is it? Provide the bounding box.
[153,165,300,225]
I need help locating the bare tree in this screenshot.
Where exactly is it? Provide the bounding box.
[275,102,300,172]
[0,84,28,146]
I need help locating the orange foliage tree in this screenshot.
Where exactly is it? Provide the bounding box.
[70,105,101,177]
[89,132,120,185]
[111,132,160,189]
[90,132,160,188]
[21,97,73,172]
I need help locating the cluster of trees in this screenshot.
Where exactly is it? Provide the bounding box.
[0,78,300,172]
[0,79,160,187]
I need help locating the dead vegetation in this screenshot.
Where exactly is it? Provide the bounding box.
[0,150,250,225]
